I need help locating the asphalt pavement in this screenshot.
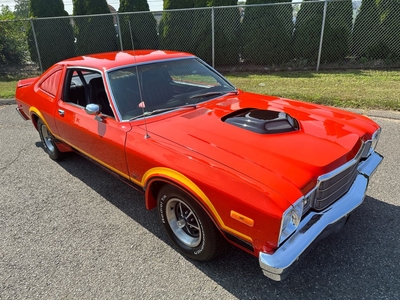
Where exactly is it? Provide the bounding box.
[1,101,399,299]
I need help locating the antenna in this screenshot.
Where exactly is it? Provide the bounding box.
[129,20,150,139]
[128,20,135,52]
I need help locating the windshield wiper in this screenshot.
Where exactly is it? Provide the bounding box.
[189,90,238,99]
[129,104,197,121]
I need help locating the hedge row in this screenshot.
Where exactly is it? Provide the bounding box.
[5,0,399,70]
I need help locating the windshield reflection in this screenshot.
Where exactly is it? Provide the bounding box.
[107,58,236,120]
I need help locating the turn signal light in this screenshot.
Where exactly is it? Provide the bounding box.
[230,210,254,227]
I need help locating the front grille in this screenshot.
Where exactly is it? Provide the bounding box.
[312,143,367,211]
[314,162,359,210]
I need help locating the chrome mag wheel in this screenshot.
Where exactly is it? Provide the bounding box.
[165,198,202,248]
[40,123,56,153]
[157,185,225,261]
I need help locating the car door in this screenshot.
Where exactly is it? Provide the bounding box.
[54,67,132,178]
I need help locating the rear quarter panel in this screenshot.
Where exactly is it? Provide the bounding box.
[15,65,64,134]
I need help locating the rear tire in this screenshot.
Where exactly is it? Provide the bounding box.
[37,119,62,160]
[157,185,224,261]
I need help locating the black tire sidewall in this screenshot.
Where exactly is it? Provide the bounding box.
[158,185,217,261]
[37,119,60,160]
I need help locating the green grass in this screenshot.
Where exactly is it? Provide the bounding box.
[2,70,400,110]
[0,75,21,99]
[225,69,400,111]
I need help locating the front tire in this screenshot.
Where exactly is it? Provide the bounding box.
[157,185,224,261]
[37,119,62,160]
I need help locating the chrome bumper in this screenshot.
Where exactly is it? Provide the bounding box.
[259,151,383,281]
[16,107,30,121]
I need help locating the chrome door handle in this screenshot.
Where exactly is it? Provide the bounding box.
[58,109,64,116]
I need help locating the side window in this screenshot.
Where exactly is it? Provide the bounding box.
[88,76,114,117]
[63,69,89,106]
[63,69,114,117]
[39,69,62,97]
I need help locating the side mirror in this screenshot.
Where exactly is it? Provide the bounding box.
[85,103,101,115]
[85,103,105,122]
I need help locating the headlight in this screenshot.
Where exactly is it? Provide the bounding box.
[370,128,381,152]
[362,128,381,158]
[278,198,303,245]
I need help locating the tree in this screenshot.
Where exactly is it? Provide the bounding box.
[119,0,158,50]
[73,0,119,56]
[190,0,240,65]
[0,5,26,65]
[324,0,353,62]
[242,0,293,65]
[352,0,388,59]
[189,0,212,61]
[14,0,29,19]
[293,0,352,63]
[159,0,195,51]
[380,0,400,58]
[27,0,76,70]
[292,0,325,62]
[120,0,150,11]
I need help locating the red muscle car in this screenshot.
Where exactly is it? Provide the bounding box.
[15,50,383,281]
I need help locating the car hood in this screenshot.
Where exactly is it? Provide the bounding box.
[144,92,374,204]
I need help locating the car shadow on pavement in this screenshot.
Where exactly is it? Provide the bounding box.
[191,194,400,299]
[55,152,399,300]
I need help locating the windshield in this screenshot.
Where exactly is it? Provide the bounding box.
[107,58,236,120]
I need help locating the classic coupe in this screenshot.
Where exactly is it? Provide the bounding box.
[15,50,383,281]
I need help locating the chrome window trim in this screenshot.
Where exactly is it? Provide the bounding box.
[64,66,118,119]
[105,56,196,73]
[65,66,103,72]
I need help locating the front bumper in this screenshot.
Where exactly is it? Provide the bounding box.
[259,151,383,281]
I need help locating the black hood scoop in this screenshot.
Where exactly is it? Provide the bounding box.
[222,108,299,134]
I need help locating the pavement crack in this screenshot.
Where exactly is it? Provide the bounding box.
[0,141,31,176]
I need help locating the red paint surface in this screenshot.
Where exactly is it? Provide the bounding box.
[15,50,381,256]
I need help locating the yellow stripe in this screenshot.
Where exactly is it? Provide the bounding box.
[29,107,48,129]
[142,167,253,243]
[29,107,133,182]
[65,145,133,182]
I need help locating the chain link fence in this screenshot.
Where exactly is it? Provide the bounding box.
[0,18,34,76]
[1,0,399,77]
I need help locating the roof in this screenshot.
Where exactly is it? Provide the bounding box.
[60,50,195,71]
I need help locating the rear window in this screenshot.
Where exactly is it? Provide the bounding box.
[39,69,62,97]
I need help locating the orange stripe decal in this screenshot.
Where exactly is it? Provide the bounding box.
[142,167,253,243]
[30,107,133,183]
[29,107,48,129]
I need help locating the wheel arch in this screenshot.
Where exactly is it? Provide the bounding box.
[29,107,72,153]
[143,168,222,226]
[142,167,253,245]
[29,107,46,131]
[30,111,40,131]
